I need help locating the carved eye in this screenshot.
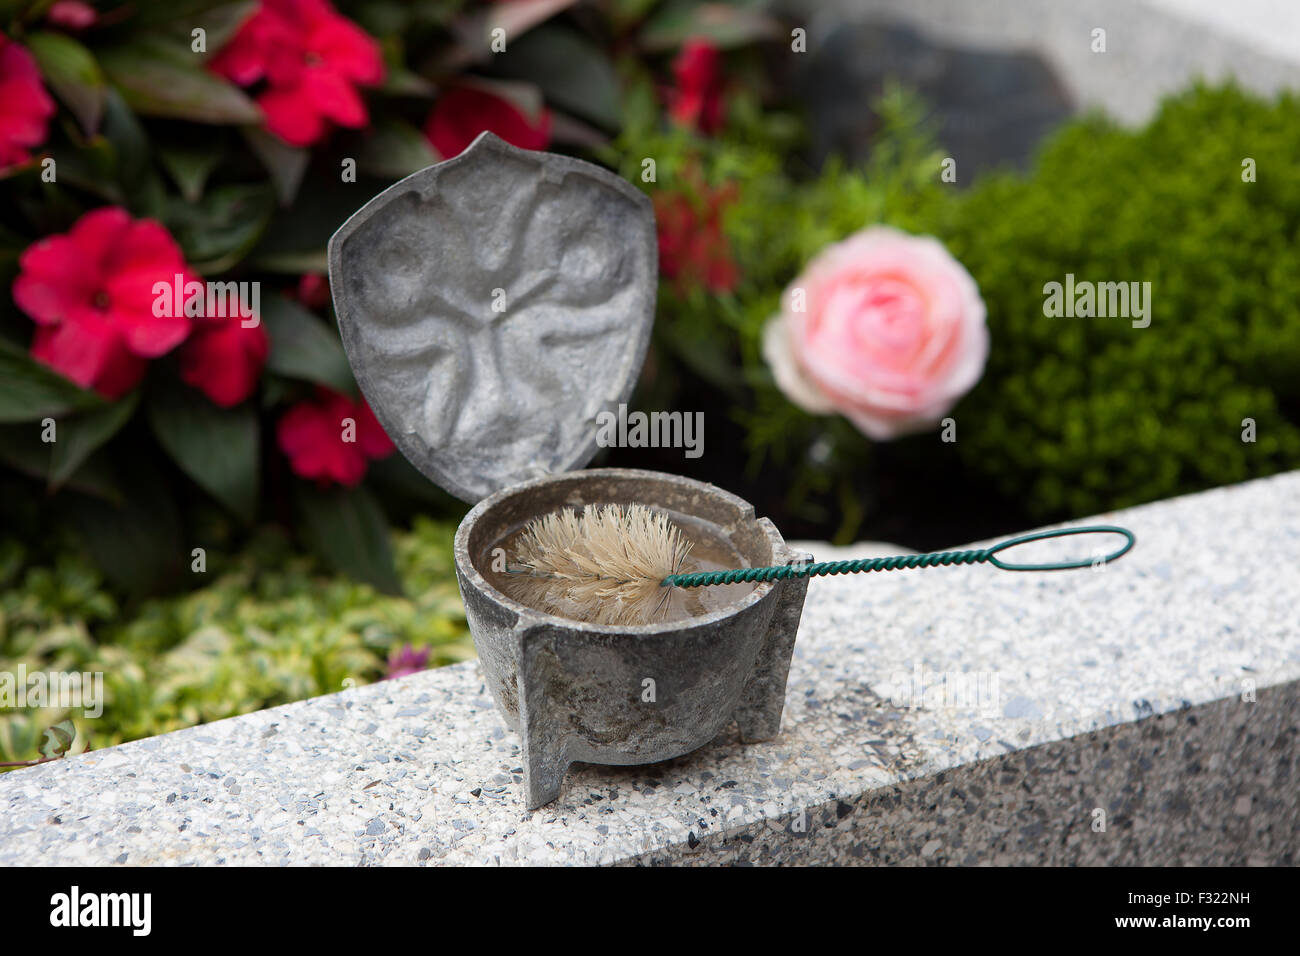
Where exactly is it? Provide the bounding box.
[560,227,619,289]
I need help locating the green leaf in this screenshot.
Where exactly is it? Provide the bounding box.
[250,181,371,273]
[99,36,262,124]
[148,378,259,521]
[56,450,124,503]
[0,422,52,479]
[436,0,575,74]
[165,182,276,273]
[48,391,139,490]
[46,137,123,204]
[192,1,259,58]
[494,26,622,129]
[380,64,435,97]
[296,483,402,594]
[660,321,744,392]
[352,3,424,39]
[261,295,354,393]
[485,0,577,41]
[39,720,76,759]
[366,452,464,510]
[65,459,184,596]
[639,1,780,51]
[259,372,293,409]
[242,127,310,206]
[158,144,225,202]
[101,89,166,218]
[358,118,438,179]
[132,0,255,35]
[0,338,104,423]
[250,249,329,274]
[26,31,106,135]
[609,0,661,31]
[0,425,124,503]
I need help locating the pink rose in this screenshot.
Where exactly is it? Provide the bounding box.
[762,226,988,440]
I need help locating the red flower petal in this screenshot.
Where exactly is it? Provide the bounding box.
[67,205,133,260]
[653,179,739,294]
[179,318,269,407]
[209,32,269,86]
[0,101,51,144]
[668,39,725,135]
[105,219,193,356]
[0,38,55,168]
[300,66,368,128]
[296,273,331,310]
[424,86,551,159]
[30,319,146,400]
[277,388,372,486]
[210,0,383,147]
[258,86,326,147]
[46,1,98,30]
[354,399,394,459]
[13,236,100,326]
[310,15,384,84]
[13,206,200,398]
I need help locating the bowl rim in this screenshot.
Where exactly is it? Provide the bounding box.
[453,467,788,635]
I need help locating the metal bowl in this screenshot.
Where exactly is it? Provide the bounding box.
[455,468,809,808]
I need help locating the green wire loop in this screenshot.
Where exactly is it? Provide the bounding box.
[661,524,1136,588]
[984,524,1135,572]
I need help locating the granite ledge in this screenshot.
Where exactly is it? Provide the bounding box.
[1,470,1298,866]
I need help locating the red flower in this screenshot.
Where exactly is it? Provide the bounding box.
[13,207,194,399]
[277,387,394,486]
[668,39,725,135]
[384,644,431,680]
[46,1,98,30]
[0,36,56,170]
[210,0,384,147]
[424,86,551,159]
[180,316,270,408]
[296,272,331,310]
[653,179,739,294]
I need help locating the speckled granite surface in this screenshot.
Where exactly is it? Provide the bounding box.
[2,471,1297,865]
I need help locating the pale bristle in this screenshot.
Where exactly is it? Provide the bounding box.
[500,504,693,626]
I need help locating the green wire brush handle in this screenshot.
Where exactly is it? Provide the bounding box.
[661,525,1136,588]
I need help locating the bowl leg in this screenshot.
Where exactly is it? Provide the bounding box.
[517,625,574,809]
[523,743,570,811]
[733,550,810,743]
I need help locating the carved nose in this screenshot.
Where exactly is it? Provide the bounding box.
[452,335,525,439]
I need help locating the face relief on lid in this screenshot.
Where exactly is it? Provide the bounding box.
[327,132,659,504]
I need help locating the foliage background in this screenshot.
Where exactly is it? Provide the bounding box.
[616,82,1300,543]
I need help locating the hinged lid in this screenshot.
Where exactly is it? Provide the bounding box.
[328,132,657,503]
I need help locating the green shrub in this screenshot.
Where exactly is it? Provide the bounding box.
[610,84,953,539]
[943,83,1300,517]
[622,83,1300,534]
[0,518,472,764]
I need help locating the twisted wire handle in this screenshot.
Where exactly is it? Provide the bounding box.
[661,525,1136,589]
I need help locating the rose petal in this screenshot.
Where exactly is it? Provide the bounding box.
[765,226,988,440]
[762,316,837,415]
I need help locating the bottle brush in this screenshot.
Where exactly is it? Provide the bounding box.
[502,504,1136,627]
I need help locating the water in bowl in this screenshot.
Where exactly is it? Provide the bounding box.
[484,506,758,625]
